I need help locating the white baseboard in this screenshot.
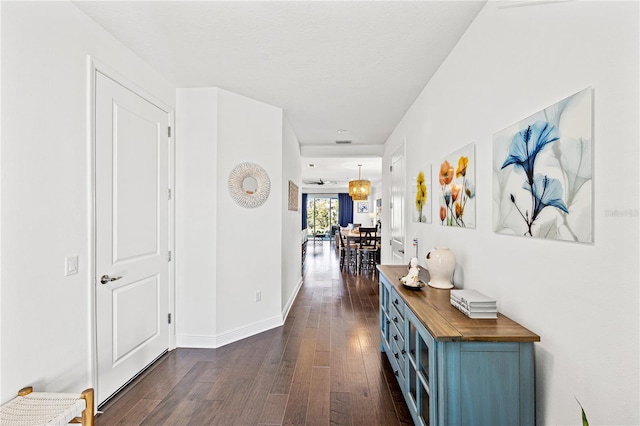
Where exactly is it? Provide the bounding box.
[281,277,303,321]
[175,334,218,348]
[177,279,304,349]
[176,314,283,348]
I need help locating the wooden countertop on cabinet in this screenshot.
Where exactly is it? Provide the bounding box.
[378,265,540,343]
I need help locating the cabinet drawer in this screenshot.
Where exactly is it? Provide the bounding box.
[390,289,405,317]
[391,337,406,385]
[390,327,406,366]
[390,302,405,337]
[386,342,404,388]
[390,320,405,352]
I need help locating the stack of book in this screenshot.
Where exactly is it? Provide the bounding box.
[450,289,497,319]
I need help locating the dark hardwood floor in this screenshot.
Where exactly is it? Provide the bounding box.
[96,240,411,425]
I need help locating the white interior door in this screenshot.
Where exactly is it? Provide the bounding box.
[390,146,405,264]
[95,71,170,405]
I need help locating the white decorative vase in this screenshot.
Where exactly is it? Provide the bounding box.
[425,247,455,289]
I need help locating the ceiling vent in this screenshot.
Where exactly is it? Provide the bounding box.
[335,140,352,145]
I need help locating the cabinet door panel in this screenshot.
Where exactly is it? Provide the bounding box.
[458,345,521,426]
[406,309,437,426]
[379,281,391,351]
[408,320,417,361]
[418,376,431,426]
[438,342,526,426]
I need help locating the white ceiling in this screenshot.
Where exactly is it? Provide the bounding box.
[302,156,382,191]
[73,0,486,190]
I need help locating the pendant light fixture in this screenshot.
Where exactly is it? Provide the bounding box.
[349,164,371,201]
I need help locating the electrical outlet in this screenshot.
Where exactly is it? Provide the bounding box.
[255,290,262,302]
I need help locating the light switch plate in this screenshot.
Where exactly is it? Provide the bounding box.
[65,256,78,276]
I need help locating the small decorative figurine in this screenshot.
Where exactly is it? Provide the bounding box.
[401,257,421,286]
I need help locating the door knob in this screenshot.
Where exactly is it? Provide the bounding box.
[100,274,123,284]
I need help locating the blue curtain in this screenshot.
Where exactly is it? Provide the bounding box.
[301,193,308,230]
[338,193,353,227]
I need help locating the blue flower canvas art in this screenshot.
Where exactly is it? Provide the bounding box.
[493,87,593,242]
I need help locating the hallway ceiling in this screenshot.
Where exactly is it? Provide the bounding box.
[73,0,486,189]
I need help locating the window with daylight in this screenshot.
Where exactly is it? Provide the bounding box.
[306,196,339,238]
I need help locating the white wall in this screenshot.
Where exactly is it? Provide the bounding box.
[176,88,297,347]
[216,89,283,338]
[1,4,306,399]
[175,89,219,341]
[353,195,375,227]
[382,1,639,424]
[0,1,4,393]
[281,117,302,316]
[0,1,175,403]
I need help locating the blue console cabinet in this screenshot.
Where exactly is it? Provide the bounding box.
[379,265,540,426]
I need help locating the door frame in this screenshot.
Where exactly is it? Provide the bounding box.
[88,57,176,399]
[389,139,406,264]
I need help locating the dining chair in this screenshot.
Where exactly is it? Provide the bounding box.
[339,231,358,272]
[357,227,380,274]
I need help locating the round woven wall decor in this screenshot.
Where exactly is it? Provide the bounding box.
[228,162,271,208]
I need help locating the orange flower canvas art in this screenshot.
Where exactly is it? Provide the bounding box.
[438,143,475,228]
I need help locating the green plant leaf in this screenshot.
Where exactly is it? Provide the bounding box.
[581,406,589,426]
[575,397,589,426]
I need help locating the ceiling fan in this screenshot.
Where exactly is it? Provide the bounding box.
[303,178,336,186]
